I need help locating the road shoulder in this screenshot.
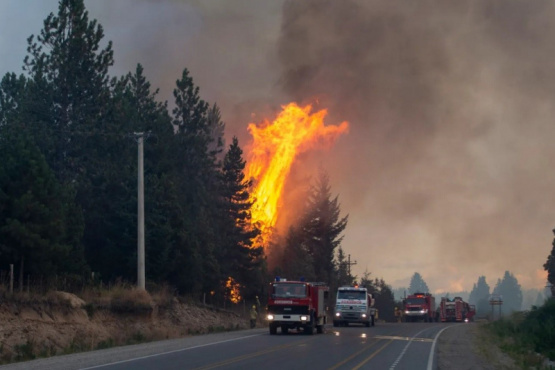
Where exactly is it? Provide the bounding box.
[436,323,517,370]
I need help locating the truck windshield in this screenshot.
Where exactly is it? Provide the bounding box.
[337,290,366,300]
[405,298,426,305]
[273,283,307,298]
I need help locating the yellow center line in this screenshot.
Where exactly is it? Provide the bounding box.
[193,338,315,370]
[351,339,394,370]
[327,339,382,370]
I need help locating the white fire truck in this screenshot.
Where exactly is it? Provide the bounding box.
[333,286,376,327]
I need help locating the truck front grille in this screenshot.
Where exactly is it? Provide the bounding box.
[268,305,309,315]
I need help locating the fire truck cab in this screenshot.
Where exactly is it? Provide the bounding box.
[266,278,329,335]
[333,286,376,327]
[403,292,436,322]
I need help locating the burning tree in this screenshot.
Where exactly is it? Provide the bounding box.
[245,102,348,248]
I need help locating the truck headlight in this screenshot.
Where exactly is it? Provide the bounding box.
[300,316,308,321]
[267,314,274,320]
[335,312,341,317]
[361,314,367,318]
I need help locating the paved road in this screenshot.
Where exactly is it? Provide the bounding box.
[0,323,461,370]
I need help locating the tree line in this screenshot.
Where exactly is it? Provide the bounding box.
[0,0,364,304]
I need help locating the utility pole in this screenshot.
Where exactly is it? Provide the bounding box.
[134,132,145,290]
[346,254,357,277]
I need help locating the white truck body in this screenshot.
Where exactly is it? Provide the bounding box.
[333,286,376,327]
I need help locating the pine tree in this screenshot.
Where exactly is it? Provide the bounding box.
[301,170,348,284]
[206,103,226,158]
[0,129,85,284]
[169,68,220,293]
[374,278,396,322]
[23,0,114,183]
[218,137,262,295]
[544,229,555,297]
[281,225,315,281]
[469,276,490,316]
[335,246,353,287]
[493,271,523,313]
[408,272,430,294]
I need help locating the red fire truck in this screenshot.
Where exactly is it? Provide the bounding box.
[266,278,329,335]
[403,292,436,322]
[438,297,476,322]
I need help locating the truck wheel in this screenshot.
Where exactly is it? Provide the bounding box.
[365,321,370,327]
[281,325,288,334]
[269,324,277,335]
[304,325,314,335]
[316,325,324,334]
[371,316,375,327]
[333,321,339,327]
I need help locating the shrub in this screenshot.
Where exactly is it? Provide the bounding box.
[485,299,555,365]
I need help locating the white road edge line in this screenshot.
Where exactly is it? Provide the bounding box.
[426,324,457,370]
[80,333,265,369]
[389,327,430,369]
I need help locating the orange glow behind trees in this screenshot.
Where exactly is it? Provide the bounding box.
[245,102,349,247]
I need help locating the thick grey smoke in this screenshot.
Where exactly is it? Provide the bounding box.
[274,0,555,292]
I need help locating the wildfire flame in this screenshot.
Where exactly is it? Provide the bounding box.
[225,276,242,304]
[246,102,349,245]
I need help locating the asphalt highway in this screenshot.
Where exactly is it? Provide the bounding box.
[0,322,459,370]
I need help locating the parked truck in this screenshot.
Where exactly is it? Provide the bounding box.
[266,278,329,335]
[438,296,476,322]
[333,285,376,327]
[403,292,436,322]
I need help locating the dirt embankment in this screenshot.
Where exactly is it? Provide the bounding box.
[0,292,249,363]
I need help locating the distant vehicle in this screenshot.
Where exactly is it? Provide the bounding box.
[403,292,437,322]
[266,278,329,335]
[438,297,476,322]
[333,285,376,327]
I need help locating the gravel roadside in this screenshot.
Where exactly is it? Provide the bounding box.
[436,323,517,370]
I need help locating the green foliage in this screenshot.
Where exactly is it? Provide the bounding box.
[0,129,84,277]
[303,170,348,284]
[335,246,354,287]
[469,276,491,317]
[14,340,35,362]
[95,338,115,350]
[0,0,272,298]
[218,136,263,296]
[545,229,555,287]
[493,271,523,313]
[126,332,146,345]
[281,226,316,281]
[408,272,429,294]
[485,299,555,364]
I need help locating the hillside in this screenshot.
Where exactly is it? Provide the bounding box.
[0,291,249,364]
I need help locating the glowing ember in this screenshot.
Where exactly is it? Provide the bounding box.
[225,276,242,304]
[246,102,349,245]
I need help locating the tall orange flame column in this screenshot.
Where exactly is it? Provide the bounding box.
[245,102,349,246]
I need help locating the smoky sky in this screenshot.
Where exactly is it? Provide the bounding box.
[274,0,555,292]
[2,0,554,293]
